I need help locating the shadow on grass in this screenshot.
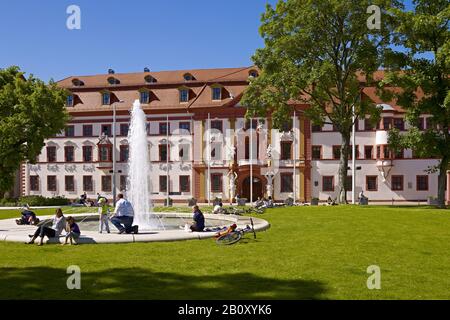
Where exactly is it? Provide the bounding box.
[0,267,327,300]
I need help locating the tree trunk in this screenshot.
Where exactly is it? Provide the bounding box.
[338,132,351,204]
[437,157,448,209]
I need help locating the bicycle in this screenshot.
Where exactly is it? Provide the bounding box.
[215,218,257,245]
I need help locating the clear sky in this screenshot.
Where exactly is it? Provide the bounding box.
[0,0,417,82]
[0,0,277,82]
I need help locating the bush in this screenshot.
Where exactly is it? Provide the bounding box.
[18,195,70,206]
[0,198,18,207]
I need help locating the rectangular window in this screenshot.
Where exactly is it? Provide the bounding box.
[281,173,293,193]
[244,119,258,130]
[99,145,111,162]
[120,124,129,136]
[47,175,57,191]
[179,175,190,193]
[211,173,223,193]
[64,146,75,162]
[418,117,425,131]
[281,121,293,133]
[376,146,381,159]
[322,176,334,192]
[391,175,404,191]
[383,145,391,159]
[159,122,169,135]
[416,175,429,191]
[120,175,127,191]
[120,145,129,162]
[348,145,359,160]
[393,118,405,131]
[212,87,222,100]
[65,176,75,192]
[30,176,39,191]
[159,176,167,192]
[211,143,222,160]
[394,149,404,159]
[159,144,168,161]
[179,122,191,134]
[65,126,75,137]
[332,146,341,160]
[366,176,378,191]
[383,117,392,130]
[82,146,93,162]
[140,91,149,104]
[83,176,93,192]
[47,146,57,163]
[364,145,374,159]
[210,120,223,133]
[179,144,190,161]
[82,125,93,137]
[66,95,74,107]
[312,146,322,160]
[101,124,112,136]
[364,118,375,131]
[102,92,110,105]
[345,176,353,192]
[101,176,112,192]
[280,141,292,160]
[179,89,189,102]
[311,124,322,132]
[425,117,433,130]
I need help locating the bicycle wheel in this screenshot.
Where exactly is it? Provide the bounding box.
[216,232,242,245]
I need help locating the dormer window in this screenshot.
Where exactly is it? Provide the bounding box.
[102,92,111,105]
[107,77,119,85]
[248,70,259,78]
[140,90,150,104]
[66,94,74,107]
[144,75,157,83]
[183,73,195,81]
[179,88,189,103]
[72,78,84,86]
[212,86,222,100]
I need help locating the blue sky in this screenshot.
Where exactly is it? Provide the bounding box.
[0,0,277,82]
[0,0,416,82]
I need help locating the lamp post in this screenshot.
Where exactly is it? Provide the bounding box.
[112,100,124,206]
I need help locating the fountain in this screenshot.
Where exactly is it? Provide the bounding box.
[127,99,158,229]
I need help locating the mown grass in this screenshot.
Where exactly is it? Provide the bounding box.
[0,205,449,299]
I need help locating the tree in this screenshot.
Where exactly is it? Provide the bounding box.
[0,66,69,197]
[242,0,400,203]
[382,0,449,208]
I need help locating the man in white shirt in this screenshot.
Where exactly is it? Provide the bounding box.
[110,194,138,234]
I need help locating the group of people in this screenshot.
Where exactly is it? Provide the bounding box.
[26,208,81,246]
[254,197,274,209]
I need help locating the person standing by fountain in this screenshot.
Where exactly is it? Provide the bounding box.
[110,194,138,234]
[98,197,110,233]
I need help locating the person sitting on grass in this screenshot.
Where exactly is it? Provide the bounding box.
[190,205,205,232]
[213,202,225,214]
[27,208,66,246]
[63,216,81,246]
[110,193,138,234]
[16,205,39,225]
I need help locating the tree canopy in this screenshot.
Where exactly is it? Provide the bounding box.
[383,0,449,207]
[0,66,69,195]
[242,0,401,203]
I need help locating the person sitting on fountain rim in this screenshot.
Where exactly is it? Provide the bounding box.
[190,205,205,232]
[213,202,224,214]
[110,194,138,234]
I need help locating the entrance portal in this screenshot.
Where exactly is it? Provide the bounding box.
[242,176,263,202]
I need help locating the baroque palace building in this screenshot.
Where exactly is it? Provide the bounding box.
[19,67,450,204]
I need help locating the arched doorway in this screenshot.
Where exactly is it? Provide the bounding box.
[242,176,263,202]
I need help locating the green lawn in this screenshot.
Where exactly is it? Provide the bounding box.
[1,205,450,299]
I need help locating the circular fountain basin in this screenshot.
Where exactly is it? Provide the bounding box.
[0,213,270,244]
